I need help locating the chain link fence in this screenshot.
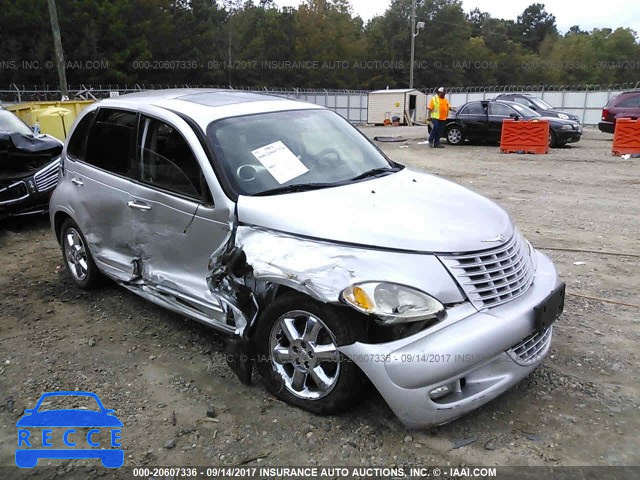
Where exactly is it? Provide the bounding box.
[3,83,640,125]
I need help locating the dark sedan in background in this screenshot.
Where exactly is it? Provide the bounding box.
[494,93,581,123]
[0,108,62,220]
[444,100,582,148]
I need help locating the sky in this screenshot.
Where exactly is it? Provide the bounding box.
[274,0,640,33]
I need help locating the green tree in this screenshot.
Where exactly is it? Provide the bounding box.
[516,3,558,53]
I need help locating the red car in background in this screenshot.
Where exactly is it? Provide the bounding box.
[598,91,640,133]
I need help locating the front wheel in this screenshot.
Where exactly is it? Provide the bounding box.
[254,293,364,414]
[60,218,102,289]
[446,125,464,145]
[549,130,558,148]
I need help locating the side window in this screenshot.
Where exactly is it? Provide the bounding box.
[489,103,516,116]
[139,118,203,199]
[514,97,532,108]
[617,95,640,107]
[85,109,138,177]
[460,102,484,115]
[66,110,96,161]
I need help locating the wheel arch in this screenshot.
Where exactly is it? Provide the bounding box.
[53,210,73,245]
[446,121,465,132]
[250,281,369,343]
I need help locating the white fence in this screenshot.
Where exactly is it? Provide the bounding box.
[3,84,639,125]
[0,85,370,124]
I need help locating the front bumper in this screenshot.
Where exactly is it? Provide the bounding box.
[0,159,60,220]
[556,129,582,144]
[339,250,560,429]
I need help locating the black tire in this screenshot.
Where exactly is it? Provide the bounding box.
[549,130,558,148]
[446,125,464,145]
[254,293,365,415]
[60,218,102,289]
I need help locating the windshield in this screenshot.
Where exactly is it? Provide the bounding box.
[206,109,397,196]
[512,103,541,117]
[0,110,33,135]
[530,97,554,110]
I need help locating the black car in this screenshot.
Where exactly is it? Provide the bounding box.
[444,100,582,148]
[0,108,63,220]
[494,93,580,123]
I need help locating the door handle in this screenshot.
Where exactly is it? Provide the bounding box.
[127,201,152,211]
[71,178,83,186]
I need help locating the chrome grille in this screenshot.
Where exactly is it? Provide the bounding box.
[34,158,61,192]
[439,232,535,309]
[508,326,552,366]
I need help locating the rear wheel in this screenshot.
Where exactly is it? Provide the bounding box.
[446,125,464,145]
[60,218,102,289]
[255,293,364,414]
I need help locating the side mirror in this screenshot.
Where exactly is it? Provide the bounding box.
[509,113,521,120]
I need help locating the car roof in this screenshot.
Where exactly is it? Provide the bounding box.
[469,99,520,105]
[92,89,322,129]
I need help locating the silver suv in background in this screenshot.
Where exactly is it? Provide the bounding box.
[50,90,564,428]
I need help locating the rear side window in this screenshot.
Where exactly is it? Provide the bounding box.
[85,109,138,177]
[460,102,485,115]
[66,110,96,161]
[617,95,640,108]
[139,118,203,199]
[489,103,515,116]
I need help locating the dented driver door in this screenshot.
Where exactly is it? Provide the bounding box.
[127,115,231,324]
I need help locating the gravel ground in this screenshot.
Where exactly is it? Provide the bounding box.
[1,127,639,477]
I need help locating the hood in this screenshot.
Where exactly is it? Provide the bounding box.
[237,168,514,253]
[539,115,579,127]
[540,109,580,122]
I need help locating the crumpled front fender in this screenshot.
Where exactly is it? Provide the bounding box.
[234,225,465,305]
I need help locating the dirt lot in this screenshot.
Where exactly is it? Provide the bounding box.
[1,127,639,477]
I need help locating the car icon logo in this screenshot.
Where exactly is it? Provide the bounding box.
[15,391,123,468]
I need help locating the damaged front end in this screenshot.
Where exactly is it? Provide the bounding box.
[0,131,62,219]
[205,222,560,429]
[206,222,464,387]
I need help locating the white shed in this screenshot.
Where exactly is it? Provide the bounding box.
[367,88,428,125]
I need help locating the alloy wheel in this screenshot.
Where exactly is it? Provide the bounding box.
[269,310,340,400]
[448,128,462,144]
[64,228,89,281]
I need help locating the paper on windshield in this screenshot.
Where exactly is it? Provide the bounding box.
[251,141,309,184]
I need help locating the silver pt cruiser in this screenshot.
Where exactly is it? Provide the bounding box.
[49,90,565,428]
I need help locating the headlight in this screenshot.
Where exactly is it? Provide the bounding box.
[561,124,573,130]
[341,282,445,324]
[557,113,569,120]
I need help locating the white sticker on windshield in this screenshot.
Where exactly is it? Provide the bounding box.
[251,141,309,185]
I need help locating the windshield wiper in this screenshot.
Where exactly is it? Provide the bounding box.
[348,166,401,182]
[252,182,337,196]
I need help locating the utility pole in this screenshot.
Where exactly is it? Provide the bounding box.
[410,0,416,89]
[47,0,69,99]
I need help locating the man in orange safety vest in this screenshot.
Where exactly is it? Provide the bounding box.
[427,87,455,148]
